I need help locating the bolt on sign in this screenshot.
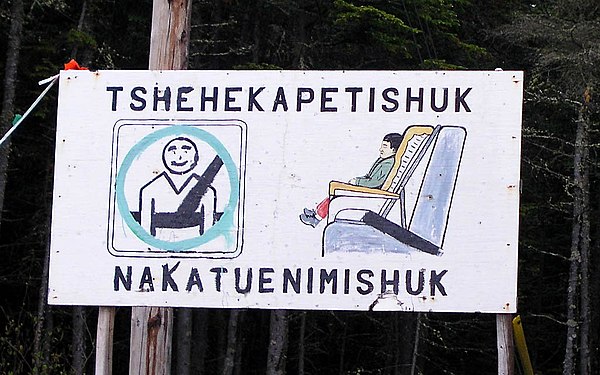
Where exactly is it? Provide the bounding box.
[49,70,522,312]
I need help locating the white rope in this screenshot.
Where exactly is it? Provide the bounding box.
[0,74,59,147]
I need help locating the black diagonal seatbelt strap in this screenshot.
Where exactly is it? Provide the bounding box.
[176,155,224,216]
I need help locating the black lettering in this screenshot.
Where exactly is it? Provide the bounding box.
[369,87,376,112]
[344,269,350,295]
[431,87,448,112]
[320,269,337,294]
[345,87,362,112]
[177,86,194,111]
[106,86,123,111]
[259,267,274,293]
[381,269,400,294]
[455,87,472,112]
[382,88,399,112]
[320,88,338,112]
[210,267,228,292]
[406,269,425,295]
[114,265,131,291]
[225,87,242,111]
[356,269,374,295]
[235,268,252,294]
[153,86,171,111]
[272,87,288,111]
[430,269,448,296]
[307,267,314,294]
[248,87,265,111]
[283,268,301,293]
[162,262,180,291]
[406,87,424,112]
[186,268,204,292]
[139,266,154,292]
[296,88,314,111]
[130,86,147,111]
[201,87,218,111]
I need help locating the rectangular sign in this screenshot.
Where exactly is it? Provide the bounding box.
[49,70,522,312]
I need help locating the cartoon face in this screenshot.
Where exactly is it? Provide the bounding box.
[379,140,395,159]
[162,137,199,174]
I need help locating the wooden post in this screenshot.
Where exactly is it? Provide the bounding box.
[149,0,193,70]
[496,313,515,375]
[512,315,534,375]
[95,307,115,375]
[129,1,192,374]
[130,307,174,373]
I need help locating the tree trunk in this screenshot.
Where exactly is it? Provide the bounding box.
[0,0,25,227]
[233,310,245,375]
[292,6,307,69]
[401,314,419,375]
[338,321,347,375]
[577,89,592,375]
[563,89,592,375]
[223,309,241,375]
[43,306,54,367]
[72,306,87,374]
[176,308,192,375]
[410,313,422,375]
[191,309,209,374]
[297,312,306,375]
[33,216,51,374]
[266,309,288,375]
[70,0,88,60]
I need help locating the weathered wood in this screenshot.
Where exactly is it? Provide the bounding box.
[130,306,174,374]
[95,307,115,375]
[149,0,192,70]
[512,315,534,375]
[129,2,192,374]
[496,314,515,375]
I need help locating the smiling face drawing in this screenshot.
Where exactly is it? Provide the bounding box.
[162,137,199,175]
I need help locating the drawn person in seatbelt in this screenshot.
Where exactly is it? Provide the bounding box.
[300,132,403,228]
[139,136,223,242]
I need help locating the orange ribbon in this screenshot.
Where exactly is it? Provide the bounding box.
[64,59,88,70]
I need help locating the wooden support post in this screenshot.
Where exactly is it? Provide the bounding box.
[496,313,515,375]
[149,0,193,70]
[130,307,174,374]
[129,1,192,374]
[95,307,115,375]
[512,315,534,375]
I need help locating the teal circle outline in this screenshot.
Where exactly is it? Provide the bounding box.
[115,126,239,251]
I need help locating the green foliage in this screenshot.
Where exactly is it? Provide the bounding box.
[66,29,97,50]
[332,0,418,57]
[420,58,464,69]
[0,310,68,375]
[32,0,69,12]
[232,62,282,70]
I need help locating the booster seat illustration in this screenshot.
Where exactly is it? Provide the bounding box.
[322,125,466,256]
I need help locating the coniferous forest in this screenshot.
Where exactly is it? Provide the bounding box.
[1,0,600,374]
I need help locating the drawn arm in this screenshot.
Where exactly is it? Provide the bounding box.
[140,186,154,235]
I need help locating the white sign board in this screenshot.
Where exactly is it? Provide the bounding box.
[49,70,522,312]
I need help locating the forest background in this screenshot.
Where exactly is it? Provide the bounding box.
[0,0,599,374]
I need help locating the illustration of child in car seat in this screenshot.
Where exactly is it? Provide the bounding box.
[299,132,404,227]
